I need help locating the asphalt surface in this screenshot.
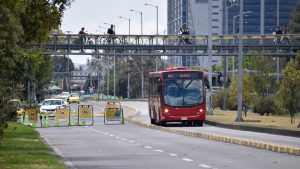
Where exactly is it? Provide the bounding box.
[125,101,300,148]
[36,101,300,169]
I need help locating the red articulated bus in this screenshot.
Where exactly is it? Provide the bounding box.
[148,67,207,126]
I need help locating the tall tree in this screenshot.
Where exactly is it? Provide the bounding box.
[278,53,300,126]
[0,0,72,144]
[228,74,257,116]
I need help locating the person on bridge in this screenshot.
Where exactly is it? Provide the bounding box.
[107,25,116,44]
[79,27,88,43]
[107,25,115,35]
[178,25,192,45]
[274,26,282,45]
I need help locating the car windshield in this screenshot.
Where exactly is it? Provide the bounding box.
[43,100,62,105]
[163,78,203,107]
[70,93,79,97]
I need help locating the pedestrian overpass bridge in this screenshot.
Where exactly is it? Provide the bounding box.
[36,34,300,57]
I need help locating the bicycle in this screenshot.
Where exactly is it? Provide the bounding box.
[100,36,121,45]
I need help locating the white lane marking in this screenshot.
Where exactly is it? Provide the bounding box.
[100,132,104,134]
[109,134,114,137]
[199,164,212,168]
[121,138,127,141]
[144,146,152,149]
[128,140,135,143]
[154,149,164,153]
[43,137,76,169]
[168,153,178,157]
[181,158,194,162]
[104,133,109,135]
[115,136,120,139]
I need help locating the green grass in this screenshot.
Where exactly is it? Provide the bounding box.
[207,109,300,131]
[0,122,67,169]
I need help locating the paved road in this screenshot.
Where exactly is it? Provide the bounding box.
[37,101,299,169]
[125,101,300,148]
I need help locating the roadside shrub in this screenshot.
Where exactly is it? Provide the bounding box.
[253,96,277,116]
[212,90,223,109]
[212,89,237,110]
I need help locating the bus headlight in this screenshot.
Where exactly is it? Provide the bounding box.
[198,109,203,115]
[164,108,169,113]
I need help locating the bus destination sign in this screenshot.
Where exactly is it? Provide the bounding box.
[163,72,202,79]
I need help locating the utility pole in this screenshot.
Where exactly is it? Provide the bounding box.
[260,0,265,35]
[207,0,213,115]
[119,16,131,99]
[236,0,244,122]
[130,9,144,98]
[276,0,280,82]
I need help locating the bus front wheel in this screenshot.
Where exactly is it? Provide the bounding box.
[150,119,155,124]
[195,120,203,126]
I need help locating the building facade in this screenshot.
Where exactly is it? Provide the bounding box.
[167,0,223,69]
[225,0,298,35]
[167,0,298,68]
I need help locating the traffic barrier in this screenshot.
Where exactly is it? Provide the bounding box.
[73,114,79,125]
[54,114,59,127]
[26,108,38,128]
[45,114,50,127]
[104,101,124,125]
[78,105,93,126]
[55,106,70,127]
[24,112,29,125]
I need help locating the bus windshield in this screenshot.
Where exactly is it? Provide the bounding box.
[163,78,203,107]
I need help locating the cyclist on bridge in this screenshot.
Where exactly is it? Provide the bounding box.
[178,25,192,45]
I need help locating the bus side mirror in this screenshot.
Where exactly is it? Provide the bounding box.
[205,78,210,89]
[157,85,162,93]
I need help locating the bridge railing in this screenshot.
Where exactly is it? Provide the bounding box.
[39,34,300,56]
[47,34,300,46]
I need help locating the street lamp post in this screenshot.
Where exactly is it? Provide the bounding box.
[130,9,144,98]
[276,0,280,82]
[145,3,159,71]
[98,26,108,34]
[119,16,130,35]
[119,16,131,99]
[224,1,238,111]
[104,22,116,98]
[144,3,158,35]
[207,0,213,115]
[65,31,72,93]
[236,0,244,122]
[232,11,252,77]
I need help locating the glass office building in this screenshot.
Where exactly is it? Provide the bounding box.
[167,0,223,68]
[225,0,298,34]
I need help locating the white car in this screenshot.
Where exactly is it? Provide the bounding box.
[40,99,68,116]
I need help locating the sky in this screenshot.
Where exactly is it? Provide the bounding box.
[61,0,167,65]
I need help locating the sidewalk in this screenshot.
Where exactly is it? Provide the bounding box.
[121,101,300,150]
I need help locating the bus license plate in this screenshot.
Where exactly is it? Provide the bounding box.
[181,117,187,120]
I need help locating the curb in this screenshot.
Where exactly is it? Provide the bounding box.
[123,107,300,156]
[205,120,300,138]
